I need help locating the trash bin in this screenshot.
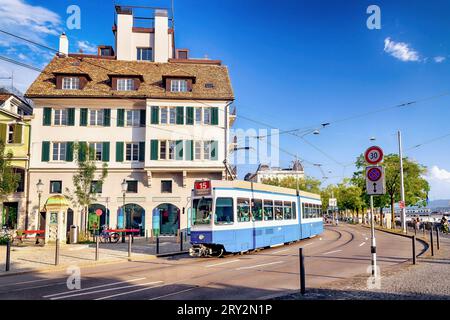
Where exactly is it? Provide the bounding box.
[69,225,78,244]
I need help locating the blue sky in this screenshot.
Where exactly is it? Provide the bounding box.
[1,0,450,200]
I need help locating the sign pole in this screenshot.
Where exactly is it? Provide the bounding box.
[370,195,377,277]
[398,131,407,233]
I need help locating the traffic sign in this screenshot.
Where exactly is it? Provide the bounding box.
[329,198,337,207]
[365,146,384,165]
[366,166,386,195]
[399,201,405,209]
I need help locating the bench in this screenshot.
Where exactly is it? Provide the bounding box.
[15,230,45,244]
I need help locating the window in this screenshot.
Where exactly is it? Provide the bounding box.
[52,142,67,161]
[89,109,104,126]
[237,198,251,222]
[203,108,211,124]
[203,141,211,160]
[160,107,168,124]
[126,110,140,127]
[13,168,25,192]
[54,109,68,126]
[159,141,167,160]
[126,180,138,193]
[302,203,322,219]
[100,48,112,56]
[170,79,188,92]
[125,143,139,161]
[161,180,172,193]
[263,200,274,221]
[292,202,297,220]
[194,141,202,160]
[89,142,103,161]
[50,181,62,194]
[193,197,212,225]
[215,197,234,225]
[90,180,103,194]
[117,78,134,91]
[284,201,293,220]
[195,107,202,125]
[7,124,14,143]
[137,47,153,61]
[62,77,80,90]
[251,199,263,221]
[168,140,176,160]
[275,201,283,220]
[169,107,176,124]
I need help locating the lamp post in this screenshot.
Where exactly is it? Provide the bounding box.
[36,179,44,230]
[121,179,128,243]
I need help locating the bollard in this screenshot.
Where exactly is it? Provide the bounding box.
[156,236,160,255]
[95,235,99,261]
[145,230,148,241]
[128,234,132,258]
[55,238,60,266]
[122,231,125,243]
[299,248,306,295]
[436,226,440,251]
[430,228,434,257]
[180,231,183,252]
[412,236,416,265]
[5,240,11,272]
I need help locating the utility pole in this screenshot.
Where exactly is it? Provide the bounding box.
[398,130,406,233]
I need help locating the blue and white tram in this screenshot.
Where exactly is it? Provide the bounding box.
[189,180,323,257]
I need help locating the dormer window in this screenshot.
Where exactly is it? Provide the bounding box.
[62,77,80,90]
[170,79,188,92]
[117,78,134,91]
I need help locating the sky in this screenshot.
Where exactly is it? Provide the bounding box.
[0,0,449,200]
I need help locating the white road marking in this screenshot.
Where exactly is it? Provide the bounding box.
[359,242,366,247]
[43,277,146,298]
[205,259,240,268]
[149,287,199,300]
[303,243,313,247]
[236,261,284,270]
[95,282,165,300]
[273,249,290,254]
[8,278,63,286]
[49,280,160,300]
[365,237,369,241]
[323,250,342,255]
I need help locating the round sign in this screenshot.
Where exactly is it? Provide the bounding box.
[95,209,103,217]
[367,167,382,182]
[365,146,384,165]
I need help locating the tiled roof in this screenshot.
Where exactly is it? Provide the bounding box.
[0,93,12,104]
[25,56,234,100]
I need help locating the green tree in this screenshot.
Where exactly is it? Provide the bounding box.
[65,143,108,234]
[335,179,365,223]
[0,140,20,201]
[261,176,322,194]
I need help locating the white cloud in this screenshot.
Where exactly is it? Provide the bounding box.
[384,37,420,62]
[426,166,450,200]
[434,56,446,63]
[77,40,97,54]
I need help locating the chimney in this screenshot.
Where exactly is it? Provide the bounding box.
[154,9,169,63]
[115,6,133,61]
[59,33,69,56]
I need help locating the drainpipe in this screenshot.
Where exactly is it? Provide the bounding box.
[23,119,32,230]
[224,100,233,181]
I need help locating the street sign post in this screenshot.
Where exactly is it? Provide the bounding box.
[328,198,337,207]
[365,146,384,165]
[366,166,386,196]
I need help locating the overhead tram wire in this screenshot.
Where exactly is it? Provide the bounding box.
[406,132,450,151]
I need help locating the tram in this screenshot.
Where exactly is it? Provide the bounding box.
[189,180,323,257]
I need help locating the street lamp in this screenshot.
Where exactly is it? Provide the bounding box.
[36,179,44,229]
[121,179,128,243]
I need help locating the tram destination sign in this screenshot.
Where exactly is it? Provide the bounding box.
[194,180,212,196]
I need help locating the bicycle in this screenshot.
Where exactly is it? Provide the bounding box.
[99,226,120,243]
[0,226,14,244]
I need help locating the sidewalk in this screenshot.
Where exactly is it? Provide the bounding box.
[0,236,190,276]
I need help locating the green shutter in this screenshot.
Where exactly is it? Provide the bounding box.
[186,140,194,160]
[117,109,125,127]
[80,108,88,126]
[102,142,110,162]
[68,108,75,126]
[151,106,159,124]
[0,123,6,143]
[176,140,183,160]
[103,109,111,127]
[43,108,52,126]
[150,140,159,160]
[186,107,194,125]
[140,109,146,127]
[78,142,87,162]
[41,141,50,162]
[211,140,218,160]
[211,107,219,125]
[116,142,124,162]
[13,124,23,143]
[66,142,74,162]
[88,143,95,160]
[176,107,184,125]
[139,142,145,162]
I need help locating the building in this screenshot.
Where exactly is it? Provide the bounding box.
[24,5,235,237]
[0,92,33,229]
[244,160,305,183]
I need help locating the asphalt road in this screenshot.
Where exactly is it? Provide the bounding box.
[0,223,425,300]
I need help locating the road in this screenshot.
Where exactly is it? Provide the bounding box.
[0,224,425,300]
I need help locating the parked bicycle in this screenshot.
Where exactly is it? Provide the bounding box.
[99,225,120,243]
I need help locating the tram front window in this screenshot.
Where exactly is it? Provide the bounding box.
[193,198,213,225]
[215,197,234,225]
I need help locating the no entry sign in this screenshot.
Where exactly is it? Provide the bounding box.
[365,146,384,165]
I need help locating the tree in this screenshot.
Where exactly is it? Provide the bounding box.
[261,176,322,194]
[335,180,365,222]
[0,140,20,201]
[65,143,108,234]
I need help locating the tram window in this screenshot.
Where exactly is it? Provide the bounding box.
[215,197,234,225]
[192,198,212,225]
[284,201,292,220]
[251,199,263,221]
[237,198,251,222]
[275,201,283,220]
[292,202,297,220]
[263,200,274,221]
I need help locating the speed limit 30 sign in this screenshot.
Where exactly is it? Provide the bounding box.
[365,146,384,165]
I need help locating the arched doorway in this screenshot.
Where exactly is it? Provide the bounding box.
[155,203,180,236]
[123,204,145,236]
[88,204,110,233]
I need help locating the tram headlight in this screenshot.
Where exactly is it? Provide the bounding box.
[199,234,205,240]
